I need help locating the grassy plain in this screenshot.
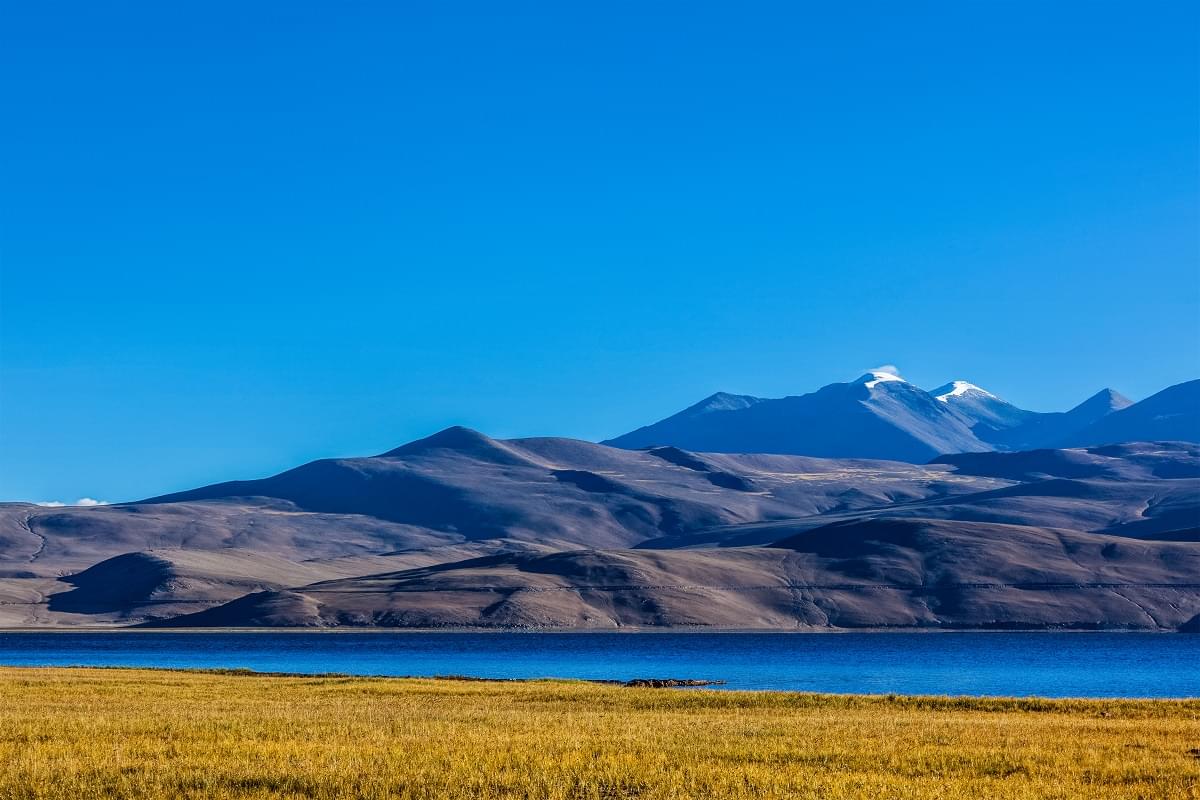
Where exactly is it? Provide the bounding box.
[0,667,1196,799]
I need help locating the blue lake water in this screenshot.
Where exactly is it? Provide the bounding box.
[0,631,1196,697]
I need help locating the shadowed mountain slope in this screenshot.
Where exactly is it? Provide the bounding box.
[680,443,1200,549]
[138,427,996,550]
[151,518,1200,630]
[931,441,1200,482]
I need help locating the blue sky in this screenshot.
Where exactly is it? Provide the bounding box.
[2,1,1197,503]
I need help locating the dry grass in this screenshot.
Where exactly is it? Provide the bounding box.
[0,667,1197,799]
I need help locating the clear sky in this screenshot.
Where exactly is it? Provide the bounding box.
[2,1,1198,504]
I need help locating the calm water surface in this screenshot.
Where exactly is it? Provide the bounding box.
[0,631,1195,697]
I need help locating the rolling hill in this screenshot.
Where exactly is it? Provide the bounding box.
[1,428,1196,630]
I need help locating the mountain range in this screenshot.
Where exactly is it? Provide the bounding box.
[1,376,1197,629]
[603,374,1199,462]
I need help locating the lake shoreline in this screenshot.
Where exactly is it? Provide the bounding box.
[0,625,1190,634]
[2,630,1195,697]
[4,664,1196,699]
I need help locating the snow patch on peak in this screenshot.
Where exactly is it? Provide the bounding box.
[932,381,996,402]
[857,370,906,389]
[692,392,763,414]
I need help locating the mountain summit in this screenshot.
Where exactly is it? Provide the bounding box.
[931,380,995,401]
[854,370,907,388]
[1069,388,1134,417]
[929,380,1033,435]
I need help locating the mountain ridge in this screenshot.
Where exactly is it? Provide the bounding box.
[604,375,1196,461]
[1,431,1197,630]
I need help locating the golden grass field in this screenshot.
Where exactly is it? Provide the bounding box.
[0,667,1197,799]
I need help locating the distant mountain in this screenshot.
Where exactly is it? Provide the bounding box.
[1068,387,1136,419]
[1059,380,1200,448]
[981,388,1133,451]
[597,392,766,455]
[931,380,1034,435]
[604,371,986,462]
[606,372,1193,461]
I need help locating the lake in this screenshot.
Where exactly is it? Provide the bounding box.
[0,631,1196,697]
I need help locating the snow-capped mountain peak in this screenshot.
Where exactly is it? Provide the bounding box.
[603,369,1177,461]
[931,381,996,402]
[856,370,907,389]
[928,380,1032,433]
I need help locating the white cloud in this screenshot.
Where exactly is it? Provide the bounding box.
[869,364,901,377]
[34,498,108,508]
[35,501,66,507]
